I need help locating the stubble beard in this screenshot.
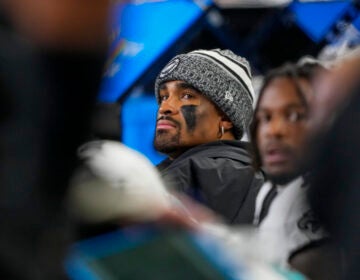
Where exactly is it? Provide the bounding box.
[154,130,181,155]
[267,172,300,185]
[266,161,307,185]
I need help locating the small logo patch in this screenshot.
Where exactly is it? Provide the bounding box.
[224,91,234,102]
[297,210,321,234]
[159,58,180,78]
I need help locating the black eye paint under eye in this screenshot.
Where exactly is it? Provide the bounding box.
[181,105,197,131]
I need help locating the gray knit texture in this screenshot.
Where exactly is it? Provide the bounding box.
[154,49,254,139]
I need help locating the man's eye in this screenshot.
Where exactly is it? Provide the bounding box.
[257,113,271,123]
[159,95,168,102]
[182,93,193,100]
[287,111,305,122]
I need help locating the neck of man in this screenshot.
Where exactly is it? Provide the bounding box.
[167,134,235,160]
[220,133,235,141]
[167,147,191,160]
[268,169,310,186]
[268,173,300,186]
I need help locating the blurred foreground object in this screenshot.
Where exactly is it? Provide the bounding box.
[0,1,113,278]
[67,141,171,223]
[66,223,306,280]
[309,48,360,280]
[1,0,115,50]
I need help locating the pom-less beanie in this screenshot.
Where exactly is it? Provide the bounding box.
[155,49,255,139]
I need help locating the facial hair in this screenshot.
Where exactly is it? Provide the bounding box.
[154,128,181,155]
[153,105,198,155]
[266,159,308,185]
[267,172,301,185]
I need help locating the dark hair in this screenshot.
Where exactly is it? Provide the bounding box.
[250,59,328,171]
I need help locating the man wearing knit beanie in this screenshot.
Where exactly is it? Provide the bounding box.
[154,49,264,224]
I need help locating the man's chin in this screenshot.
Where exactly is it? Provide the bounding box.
[154,144,178,155]
[266,170,301,185]
[153,134,179,155]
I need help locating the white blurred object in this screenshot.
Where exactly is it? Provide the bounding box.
[197,223,306,280]
[67,140,171,223]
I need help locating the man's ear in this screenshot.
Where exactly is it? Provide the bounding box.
[220,115,233,130]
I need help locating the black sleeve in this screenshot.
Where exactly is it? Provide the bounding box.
[171,157,262,224]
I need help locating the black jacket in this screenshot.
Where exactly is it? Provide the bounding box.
[157,140,264,224]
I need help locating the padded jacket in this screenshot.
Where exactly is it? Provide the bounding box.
[157,140,264,224]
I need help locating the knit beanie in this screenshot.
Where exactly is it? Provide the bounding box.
[154,49,255,139]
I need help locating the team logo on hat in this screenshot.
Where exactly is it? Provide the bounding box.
[159,58,180,79]
[224,90,234,102]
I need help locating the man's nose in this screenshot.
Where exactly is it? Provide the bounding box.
[267,117,286,138]
[158,97,179,115]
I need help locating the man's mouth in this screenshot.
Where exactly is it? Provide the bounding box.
[263,146,292,166]
[156,119,177,131]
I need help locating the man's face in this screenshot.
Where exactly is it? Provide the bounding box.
[256,77,312,184]
[154,80,223,158]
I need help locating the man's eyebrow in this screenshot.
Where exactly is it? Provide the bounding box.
[286,103,308,110]
[257,103,307,112]
[159,83,168,91]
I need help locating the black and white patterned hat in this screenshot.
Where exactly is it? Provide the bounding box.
[154,49,255,139]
